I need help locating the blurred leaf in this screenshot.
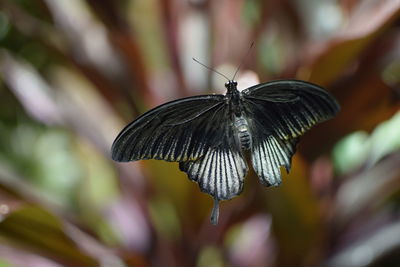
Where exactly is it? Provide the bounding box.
[0,122,81,208]
[0,260,12,267]
[334,152,400,222]
[263,156,321,266]
[333,111,400,174]
[149,197,181,240]
[333,131,369,174]
[0,11,11,41]
[75,137,118,210]
[242,0,261,26]
[197,246,224,267]
[73,136,122,246]
[225,215,275,267]
[368,111,400,165]
[325,220,400,267]
[0,205,98,266]
[0,51,62,125]
[258,27,287,76]
[0,243,65,267]
[146,159,211,225]
[382,59,400,87]
[303,1,400,86]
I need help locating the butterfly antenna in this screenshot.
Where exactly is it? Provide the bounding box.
[192,58,230,81]
[232,42,254,81]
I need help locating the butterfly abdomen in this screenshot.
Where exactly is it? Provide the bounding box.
[235,116,252,150]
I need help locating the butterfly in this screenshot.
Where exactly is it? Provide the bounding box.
[111,79,340,224]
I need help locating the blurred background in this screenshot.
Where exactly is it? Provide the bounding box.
[0,0,400,266]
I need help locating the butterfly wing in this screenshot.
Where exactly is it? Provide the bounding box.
[242,80,340,186]
[179,123,248,224]
[250,132,299,186]
[179,123,248,201]
[111,95,227,162]
[242,80,340,140]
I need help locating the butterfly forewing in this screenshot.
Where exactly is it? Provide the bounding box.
[243,80,339,186]
[111,95,227,162]
[242,80,339,140]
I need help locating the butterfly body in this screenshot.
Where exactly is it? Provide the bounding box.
[234,115,252,150]
[111,79,340,224]
[224,80,253,151]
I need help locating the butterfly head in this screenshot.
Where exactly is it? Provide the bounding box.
[225,80,238,93]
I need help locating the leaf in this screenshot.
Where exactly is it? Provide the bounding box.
[301,1,400,86]
[0,205,98,266]
[262,156,321,266]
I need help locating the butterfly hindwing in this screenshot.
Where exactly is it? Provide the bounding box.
[179,125,248,201]
[242,80,340,141]
[111,95,227,162]
[250,134,298,186]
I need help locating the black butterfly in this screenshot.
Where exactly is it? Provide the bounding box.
[111,79,340,224]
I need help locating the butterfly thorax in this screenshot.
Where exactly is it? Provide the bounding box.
[225,80,242,116]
